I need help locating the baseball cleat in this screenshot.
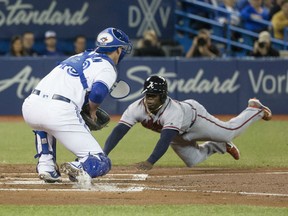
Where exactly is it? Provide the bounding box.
[60,162,84,182]
[226,142,240,160]
[38,170,62,183]
[248,98,272,121]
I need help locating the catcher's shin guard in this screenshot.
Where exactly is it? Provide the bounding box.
[81,154,111,178]
[34,131,61,182]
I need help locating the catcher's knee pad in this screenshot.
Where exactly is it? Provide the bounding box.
[82,154,111,178]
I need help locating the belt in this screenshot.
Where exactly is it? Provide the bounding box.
[32,89,71,103]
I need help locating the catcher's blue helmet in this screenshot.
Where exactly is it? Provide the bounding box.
[96,27,132,62]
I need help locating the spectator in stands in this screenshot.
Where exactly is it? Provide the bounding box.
[271,0,288,39]
[249,31,280,57]
[236,0,249,10]
[133,30,166,57]
[185,29,220,58]
[263,0,274,12]
[22,31,37,56]
[240,0,270,33]
[217,0,241,26]
[177,0,213,30]
[269,0,283,20]
[217,0,243,52]
[6,35,25,57]
[41,30,64,56]
[68,35,87,55]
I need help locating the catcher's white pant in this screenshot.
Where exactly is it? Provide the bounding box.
[169,99,264,166]
[22,94,103,161]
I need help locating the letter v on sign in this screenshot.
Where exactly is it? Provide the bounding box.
[159,6,171,27]
[248,69,264,93]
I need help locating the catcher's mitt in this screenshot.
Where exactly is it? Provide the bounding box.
[80,104,110,131]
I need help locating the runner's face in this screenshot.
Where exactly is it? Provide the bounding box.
[145,93,162,111]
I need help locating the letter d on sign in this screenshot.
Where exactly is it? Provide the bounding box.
[128,6,141,27]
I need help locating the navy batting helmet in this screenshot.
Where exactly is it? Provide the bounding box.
[96,27,132,62]
[142,76,168,102]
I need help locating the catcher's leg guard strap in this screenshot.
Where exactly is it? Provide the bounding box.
[33,130,56,160]
[34,130,49,158]
[81,154,111,178]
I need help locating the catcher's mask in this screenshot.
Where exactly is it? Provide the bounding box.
[95,27,132,63]
[142,75,168,104]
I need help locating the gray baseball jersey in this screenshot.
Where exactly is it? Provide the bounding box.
[120,96,263,143]
[118,96,264,166]
[120,97,196,134]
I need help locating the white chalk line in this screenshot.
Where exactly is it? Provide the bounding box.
[0,180,146,186]
[0,173,148,183]
[150,171,288,179]
[0,173,148,192]
[0,184,288,197]
[0,186,145,192]
[1,173,148,179]
[148,187,288,197]
[1,172,288,197]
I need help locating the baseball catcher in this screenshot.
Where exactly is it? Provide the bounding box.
[22,27,132,183]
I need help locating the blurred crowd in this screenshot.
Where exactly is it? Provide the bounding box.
[179,0,288,57]
[180,0,288,36]
[1,0,287,58]
[1,30,87,57]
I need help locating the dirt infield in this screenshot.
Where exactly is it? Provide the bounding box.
[0,165,287,207]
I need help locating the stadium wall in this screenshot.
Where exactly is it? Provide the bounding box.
[0,57,287,115]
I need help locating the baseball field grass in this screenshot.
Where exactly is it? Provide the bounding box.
[0,118,288,215]
[0,205,288,216]
[1,119,287,167]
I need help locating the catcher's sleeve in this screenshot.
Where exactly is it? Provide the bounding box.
[89,82,109,104]
[103,123,130,155]
[147,129,179,164]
